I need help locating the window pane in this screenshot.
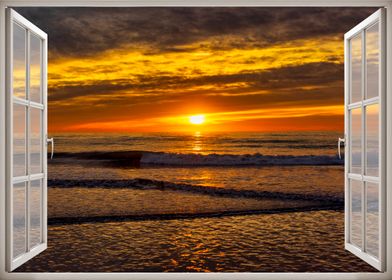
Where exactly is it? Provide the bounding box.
[30,180,42,249]
[30,34,41,103]
[350,108,362,174]
[366,182,379,258]
[351,33,362,103]
[30,108,42,174]
[13,103,26,177]
[13,23,26,99]
[366,104,379,177]
[366,23,379,99]
[13,182,26,259]
[350,179,363,248]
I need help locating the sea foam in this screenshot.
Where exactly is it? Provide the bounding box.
[140,152,343,166]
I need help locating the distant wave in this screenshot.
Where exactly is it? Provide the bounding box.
[232,144,336,149]
[54,151,343,167]
[48,178,343,203]
[140,152,343,166]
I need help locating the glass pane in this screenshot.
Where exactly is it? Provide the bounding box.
[366,182,379,258]
[350,108,362,174]
[13,182,26,259]
[350,179,363,248]
[30,180,42,249]
[13,23,26,99]
[13,103,26,177]
[366,23,379,99]
[351,33,362,103]
[30,108,42,174]
[366,104,379,177]
[30,34,41,103]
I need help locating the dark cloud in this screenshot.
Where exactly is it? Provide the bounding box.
[15,7,377,59]
[48,62,343,103]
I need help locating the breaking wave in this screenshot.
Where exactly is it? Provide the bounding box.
[53,150,343,167]
[140,152,343,166]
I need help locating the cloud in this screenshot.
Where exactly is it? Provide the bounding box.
[12,7,376,132]
[48,61,343,103]
[15,7,377,59]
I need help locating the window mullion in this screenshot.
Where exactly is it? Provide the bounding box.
[25,29,31,253]
[361,29,366,252]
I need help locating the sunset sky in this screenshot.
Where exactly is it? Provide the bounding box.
[16,7,377,133]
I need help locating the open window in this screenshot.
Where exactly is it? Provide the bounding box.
[2,6,388,274]
[343,8,386,271]
[5,9,48,271]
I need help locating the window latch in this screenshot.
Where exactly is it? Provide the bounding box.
[338,137,345,159]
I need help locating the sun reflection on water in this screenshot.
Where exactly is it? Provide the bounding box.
[192,131,203,153]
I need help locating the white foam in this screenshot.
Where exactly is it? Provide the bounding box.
[140,152,342,166]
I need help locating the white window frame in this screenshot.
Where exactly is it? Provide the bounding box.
[0,1,391,280]
[6,8,48,272]
[344,9,386,271]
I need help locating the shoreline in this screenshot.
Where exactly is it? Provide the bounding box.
[48,178,344,203]
[48,205,344,225]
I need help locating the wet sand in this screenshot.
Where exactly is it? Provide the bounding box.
[17,210,376,272]
[47,186,332,222]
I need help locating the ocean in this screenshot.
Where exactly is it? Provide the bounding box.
[16,131,376,272]
[48,131,344,202]
[51,131,340,156]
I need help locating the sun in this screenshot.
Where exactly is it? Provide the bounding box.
[189,114,205,125]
